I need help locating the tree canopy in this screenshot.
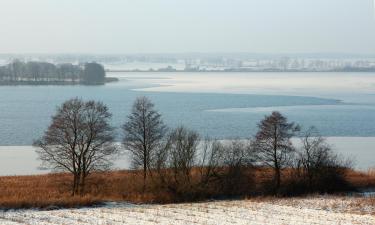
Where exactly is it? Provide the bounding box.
[0,60,107,85]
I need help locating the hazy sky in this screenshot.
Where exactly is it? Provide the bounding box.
[1,0,375,54]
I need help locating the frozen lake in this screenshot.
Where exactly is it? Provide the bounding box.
[0,72,375,174]
[0,137,373,176]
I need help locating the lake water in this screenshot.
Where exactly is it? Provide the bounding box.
[0,72,375,174]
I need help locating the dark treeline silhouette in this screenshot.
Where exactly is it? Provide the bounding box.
[0,60,107,85]
[35,96,354,200]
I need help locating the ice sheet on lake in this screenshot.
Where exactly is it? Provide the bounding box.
[206,104,374,113]
[0,146,131,176]
[129,72,375,98]
[0,137,373,176]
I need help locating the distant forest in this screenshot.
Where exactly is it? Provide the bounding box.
[0,60,110,85]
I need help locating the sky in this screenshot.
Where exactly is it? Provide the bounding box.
[0,0,375,54]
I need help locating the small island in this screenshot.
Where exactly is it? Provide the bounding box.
[0,60,118,85]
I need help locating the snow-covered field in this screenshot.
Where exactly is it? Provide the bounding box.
[0,197,374,225]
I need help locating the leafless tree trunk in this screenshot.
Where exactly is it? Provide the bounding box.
[252,111,299,194]
[34,98,118,196]
[122,96,167,192]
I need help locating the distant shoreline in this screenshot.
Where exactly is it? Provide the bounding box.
[0,77,119,86]
[107,69,375,73]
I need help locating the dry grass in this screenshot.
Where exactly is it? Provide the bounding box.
[0,171,159,209]
[0,168,374,209]
[345,168,375,189]
[0,173,100,208]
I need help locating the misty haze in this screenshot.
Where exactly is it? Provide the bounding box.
[0,1,374,224]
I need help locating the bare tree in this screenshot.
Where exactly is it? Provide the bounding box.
[34,98,118,196]
[197,139,224,187]
[217,140,255,195]
[297,127,330,190]
[197,139,255,196]
[168,126,199,190]
[252,111,299,193]
[221,140,253,168]
[122,96,167,191]
[297,127,352,193]
[9,59,24,81]
[155,126,200,194]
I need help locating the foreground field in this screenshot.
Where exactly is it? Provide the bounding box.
[0,197,374,225]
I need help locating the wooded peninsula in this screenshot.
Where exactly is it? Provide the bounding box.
[0,60,118,85]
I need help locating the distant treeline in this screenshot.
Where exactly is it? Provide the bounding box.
[108,66,375,73]
[0,60,110,85]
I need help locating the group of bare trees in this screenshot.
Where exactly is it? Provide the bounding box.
[35,96,351,197]
[293,127,351,194]
[121,98,255,198]
[0,60,105,84]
